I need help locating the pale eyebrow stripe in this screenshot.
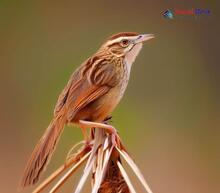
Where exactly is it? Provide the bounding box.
[106,36,138,46]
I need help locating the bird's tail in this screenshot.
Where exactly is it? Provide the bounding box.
[20,114,66,188]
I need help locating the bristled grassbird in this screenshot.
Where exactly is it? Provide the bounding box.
[21,32,154,188]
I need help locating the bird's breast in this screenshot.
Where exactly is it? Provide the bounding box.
[117,59,131,98]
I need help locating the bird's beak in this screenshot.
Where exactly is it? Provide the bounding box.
[135,34,154,44]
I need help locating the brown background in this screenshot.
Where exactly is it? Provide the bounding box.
[0,0,219,192]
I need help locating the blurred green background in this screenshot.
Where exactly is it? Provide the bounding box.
[0,0,219,192]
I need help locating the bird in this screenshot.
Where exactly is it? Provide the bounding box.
[21,32,154,188]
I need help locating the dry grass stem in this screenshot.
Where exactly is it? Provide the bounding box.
[33,142,92,193]
[33,128,153,193]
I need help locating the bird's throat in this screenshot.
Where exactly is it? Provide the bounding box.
[125,43,143,65]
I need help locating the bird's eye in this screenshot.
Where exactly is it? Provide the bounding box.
[120,39,130,47]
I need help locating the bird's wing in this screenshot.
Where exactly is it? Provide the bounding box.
[54,58,93,115]
[54,58,119,121]
[53,74,81,116]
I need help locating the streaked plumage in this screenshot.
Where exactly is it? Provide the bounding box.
[21,32,154,188]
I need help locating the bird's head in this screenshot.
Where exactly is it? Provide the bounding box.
[100,32,154,63]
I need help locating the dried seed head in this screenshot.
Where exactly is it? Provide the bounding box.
[98,158,130,193]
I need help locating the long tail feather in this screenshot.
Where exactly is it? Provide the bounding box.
[21,115,66,188]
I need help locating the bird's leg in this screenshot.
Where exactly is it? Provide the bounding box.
[78,120,119,146]
[87,116,112,141]
[80,125,89,142]
[79,120,116,135]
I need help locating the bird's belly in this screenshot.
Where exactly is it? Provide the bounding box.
[73,81,128,122]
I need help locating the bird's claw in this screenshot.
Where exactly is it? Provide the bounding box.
[111,130,120,147]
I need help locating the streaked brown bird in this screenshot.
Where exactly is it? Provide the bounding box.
[21,32,154,188]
